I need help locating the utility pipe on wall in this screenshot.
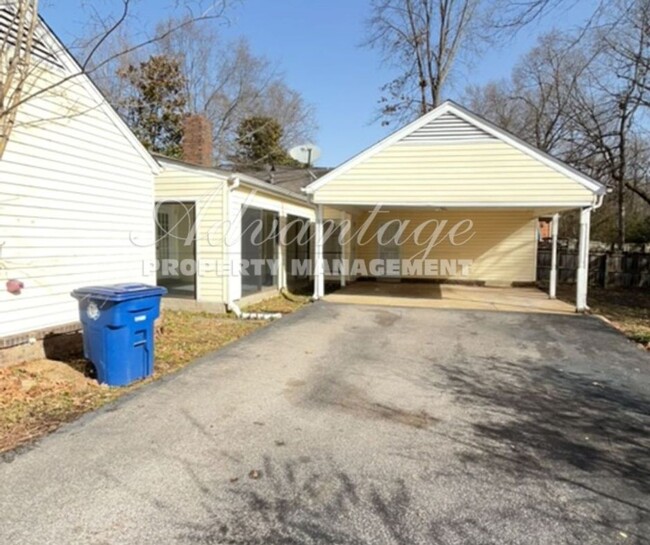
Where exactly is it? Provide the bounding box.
[228,301,282,321]
[575,193,605,312]
[225,175,240,309]
[549,213,559,299]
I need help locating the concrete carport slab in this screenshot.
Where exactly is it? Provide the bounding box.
[324,281,576,314]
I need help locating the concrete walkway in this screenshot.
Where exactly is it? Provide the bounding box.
[1,303,648,544]
[325,282,575,314]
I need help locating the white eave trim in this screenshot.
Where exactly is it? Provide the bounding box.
[304,101,606,196]
[235,174,313,206]
[156,156,228,180]
[307,200,598,209]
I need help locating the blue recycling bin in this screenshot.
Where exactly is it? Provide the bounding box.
[71,283,167,386]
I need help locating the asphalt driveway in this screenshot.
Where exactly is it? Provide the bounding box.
[1,303,649,545]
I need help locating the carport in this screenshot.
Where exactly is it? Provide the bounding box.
[304,101,606,312]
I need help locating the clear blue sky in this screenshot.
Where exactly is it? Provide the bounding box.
[42,0,596,166]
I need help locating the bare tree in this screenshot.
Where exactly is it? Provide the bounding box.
[491,0,608,32]
[152,18,317,164]
[510,32,594,152]
[567,0,650,247]
[0,0,38,158]
[468,0,650,246]
[467,31,595,153]
[366,0,483,125]
[0,0,229,160]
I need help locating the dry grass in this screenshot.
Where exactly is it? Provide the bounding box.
[244,293,310,314]
[154,312,261,376]
[557,286,650,347]
[0,361,114,453]
[0,295,308,454]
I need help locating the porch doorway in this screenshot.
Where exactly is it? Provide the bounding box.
[285,214,311,292]
[156,202,197,299]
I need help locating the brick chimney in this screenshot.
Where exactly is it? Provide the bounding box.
[182,114,213,167]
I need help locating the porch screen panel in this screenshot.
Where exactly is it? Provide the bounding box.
[241,207,279,297]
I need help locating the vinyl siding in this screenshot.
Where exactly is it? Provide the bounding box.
[155,166,228,304]
[314,141,595,206]
[353,209,537,285]
[0,62,156,338]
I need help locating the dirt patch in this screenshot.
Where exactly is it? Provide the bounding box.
[0,360,113,453]
[373,310,401,327]
[285,379,306,389]
[353,401,438,429]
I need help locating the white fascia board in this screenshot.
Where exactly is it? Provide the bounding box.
[38,18,161,175]
[235,173,314,206]
[157,157,228,181]
[156,196,201,202]
[308,200,598,209]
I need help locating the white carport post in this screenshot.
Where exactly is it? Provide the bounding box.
[339,215,347,288]
[576,207,591,312]
[313,204,325,299]
[278,212,287,290]
[549,213,559,299]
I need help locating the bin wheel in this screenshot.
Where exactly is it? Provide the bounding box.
[85,361,97,380]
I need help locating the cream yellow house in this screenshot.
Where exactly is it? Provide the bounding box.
[304,101,606,311]
[155,155,347,311]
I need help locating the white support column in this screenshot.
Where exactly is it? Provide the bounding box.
[278,213,287,290]
[339,215,347,288]
[576,207,591,312]
[313,204,325,299]
[549,213,559,299]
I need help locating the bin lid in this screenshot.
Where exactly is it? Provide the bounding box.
[71,283,167,302]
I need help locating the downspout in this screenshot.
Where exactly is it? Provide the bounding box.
[576,191,607,312]
[225,174,282,321]
[591,193,605,211]
[225,174,240,311]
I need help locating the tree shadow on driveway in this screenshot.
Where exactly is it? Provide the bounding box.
[436,357,650,501]
[175,455,427,545]
[167,357,650,544]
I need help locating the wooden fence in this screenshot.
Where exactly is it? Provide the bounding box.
[537,242,650,288]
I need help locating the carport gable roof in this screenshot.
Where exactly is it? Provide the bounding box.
[304,101,606,200]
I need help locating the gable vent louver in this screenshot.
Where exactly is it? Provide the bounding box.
[399,112,495,144]
[0,6,64,70]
